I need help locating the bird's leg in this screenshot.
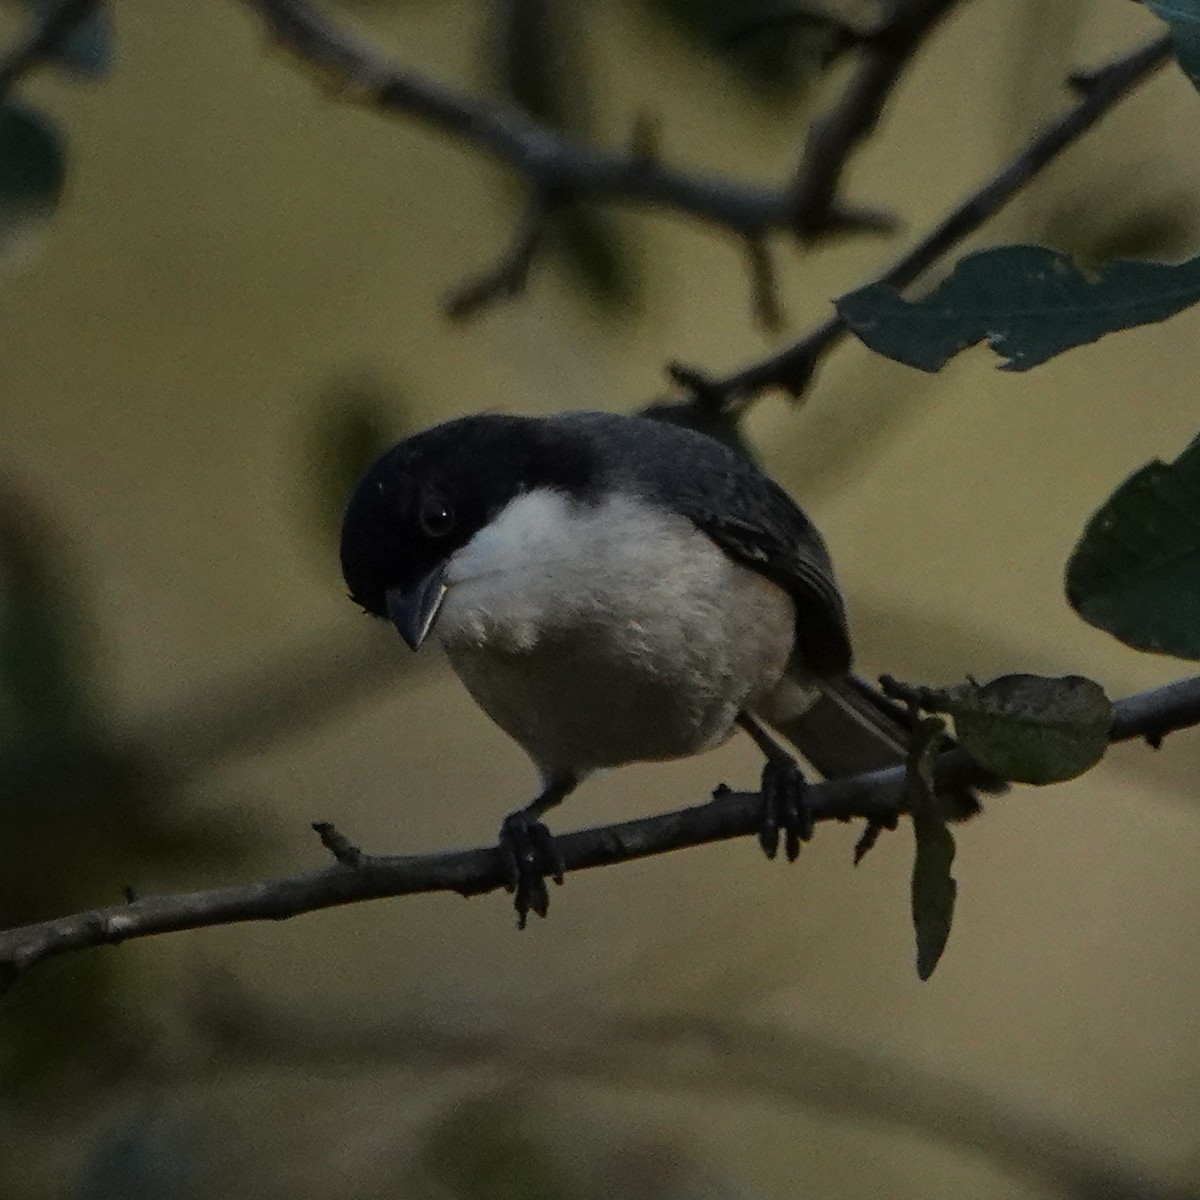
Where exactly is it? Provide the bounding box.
[499,775,576,929]
[738,713,813,862]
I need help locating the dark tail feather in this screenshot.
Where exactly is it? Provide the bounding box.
[766,675,996,820]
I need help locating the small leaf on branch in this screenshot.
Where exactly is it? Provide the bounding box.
[906,715,956,981]
[886,674,1113,785]
[1067,433,1200,659]
[836,244,1200,372]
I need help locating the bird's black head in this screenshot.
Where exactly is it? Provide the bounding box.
[339,414,596,640]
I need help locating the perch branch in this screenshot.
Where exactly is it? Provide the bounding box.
[0,673,1197,988]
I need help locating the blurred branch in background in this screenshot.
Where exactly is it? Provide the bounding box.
[786,0,956,237]
[682,31,1174,409]
[227,0,1171,413]
[190,979,1199,1200]
[2,672,1198,988]
[234,0,950,322]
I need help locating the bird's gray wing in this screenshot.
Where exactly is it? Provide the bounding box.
[572,412,853,677]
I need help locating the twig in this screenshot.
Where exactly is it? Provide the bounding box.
[0,0,99,96]
[240,0,794,236]
[691,32,1173,405]
[232,0,944,322]
[789,0,959,237]
[745,235,785,331]
[444,192,553,320]
[312,821,363,867]
[0,673,1197,988]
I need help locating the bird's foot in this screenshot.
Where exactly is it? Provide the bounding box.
[758,754,813,863]
[738,713,814,862]
[499,808,565,929]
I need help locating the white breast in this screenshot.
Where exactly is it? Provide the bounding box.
[436,488,797,781]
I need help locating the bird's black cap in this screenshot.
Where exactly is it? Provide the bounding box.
[339,413,596,619]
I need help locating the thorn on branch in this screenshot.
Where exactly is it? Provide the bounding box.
[783,0,956,241]
[1066,68,1100,98]
[444,192,553,321]
[122,885,140,904]
[312,821,364,867]
[1065,51,1134,100]
[665,362,725,412]
[853,813,897,864]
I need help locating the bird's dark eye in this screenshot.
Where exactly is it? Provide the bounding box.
[418,493,455,538]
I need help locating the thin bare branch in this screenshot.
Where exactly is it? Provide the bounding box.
[789,0,959,236]
[239,0,793,236]
[444,192,553,320]
[690,32,1173,405]
[230,0,952,325]
[1,673,1197,988]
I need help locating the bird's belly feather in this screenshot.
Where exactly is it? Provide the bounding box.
[436,493,796,778]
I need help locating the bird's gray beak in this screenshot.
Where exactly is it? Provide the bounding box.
[386,571,448,651]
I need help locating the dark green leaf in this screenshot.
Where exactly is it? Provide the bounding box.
[907,717,956,981]
[0,102,66,247]
[420,1094,581,1200]
[913,814,956,981]
[1143,0,1200,91]
[837,244,1200,372]
[79,1105,197,1200]
[1067,434,1200,658]
[551,205,639,313]
[21,0,114,77]
[0,484,93,742]
[921,675,1112,785]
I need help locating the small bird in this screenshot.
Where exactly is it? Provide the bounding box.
[340,411,976,924]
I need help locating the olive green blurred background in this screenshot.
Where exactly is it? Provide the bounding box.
[3,0,1200,1196]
